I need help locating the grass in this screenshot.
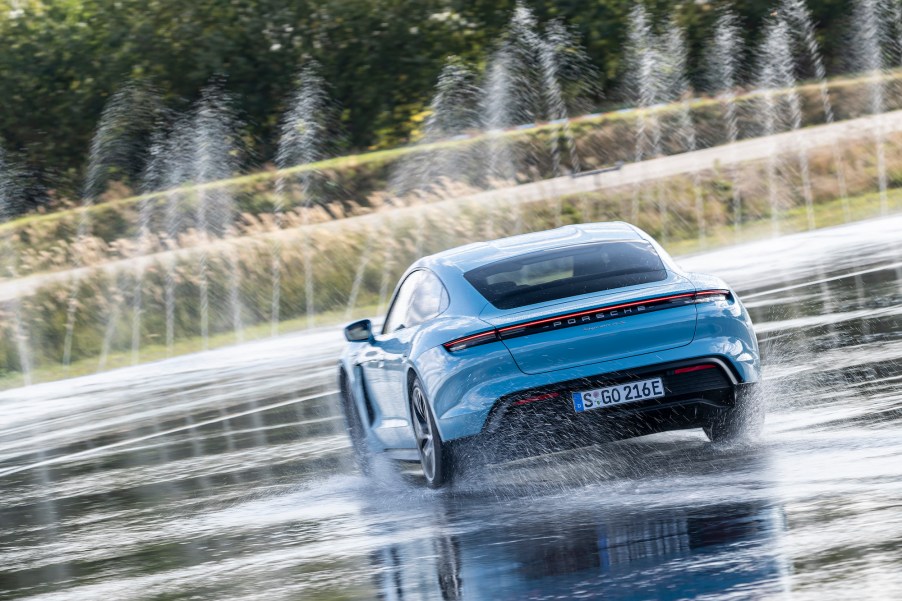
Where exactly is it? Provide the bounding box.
[4,68,902,236]
[665,188,901,257]
[2,187,898,393]
[0,302,380,392]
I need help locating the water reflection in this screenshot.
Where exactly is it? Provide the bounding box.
[0,217,900,600]
[369,496,789,601]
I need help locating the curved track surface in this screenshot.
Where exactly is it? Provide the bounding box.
[1,215,901,600]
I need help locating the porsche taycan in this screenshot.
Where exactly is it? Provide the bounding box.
[338,222,762,487]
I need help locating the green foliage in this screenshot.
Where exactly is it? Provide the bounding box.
[0,0,856,203]
[4,69,900,280]
[3,126,900,381]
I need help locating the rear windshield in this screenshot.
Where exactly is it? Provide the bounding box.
[464,241,667,310]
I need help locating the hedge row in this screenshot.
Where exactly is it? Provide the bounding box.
[2,128,900,378]
[4,72,902,279]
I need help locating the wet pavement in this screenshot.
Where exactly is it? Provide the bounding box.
[1,216,901,600]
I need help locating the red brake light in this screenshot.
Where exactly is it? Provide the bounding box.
[443,330,499,352]
[673,364,717,375]
[512,392,560,406]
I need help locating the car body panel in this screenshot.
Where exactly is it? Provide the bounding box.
[338,222,761,455]
[478,272,698,374]
[358,326,414,445]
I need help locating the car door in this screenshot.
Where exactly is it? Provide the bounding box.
[360,270,449,445]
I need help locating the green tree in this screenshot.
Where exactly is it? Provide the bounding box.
[0,0,857,209]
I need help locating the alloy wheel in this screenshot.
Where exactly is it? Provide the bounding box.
[411,386,436,481]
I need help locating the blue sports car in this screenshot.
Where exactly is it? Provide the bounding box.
[338,222,762,487]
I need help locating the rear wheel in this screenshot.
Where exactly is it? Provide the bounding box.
[340,371,373,475]
[705,384,764,443]
[410,378,455,488]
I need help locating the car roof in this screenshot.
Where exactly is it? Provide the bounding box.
[415,222,644,274]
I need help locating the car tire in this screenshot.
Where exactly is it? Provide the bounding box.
[410,378,456,488]
[339,370,373,476]
[705,383,764,443]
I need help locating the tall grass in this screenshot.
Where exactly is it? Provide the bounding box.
[2,127,901,385]
[5,69,902,279]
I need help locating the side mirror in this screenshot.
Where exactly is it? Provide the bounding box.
[344,319,374,342]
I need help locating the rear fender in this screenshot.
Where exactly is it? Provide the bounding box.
[413,342,524,441]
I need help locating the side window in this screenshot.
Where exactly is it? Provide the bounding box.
[382,270,450,334]
[383,272,421,334]
[407,271,449,328]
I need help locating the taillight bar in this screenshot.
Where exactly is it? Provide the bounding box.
[442,289,732,353]
[498,291,697,335]
[442,330,499,352]
[695,289,731,302]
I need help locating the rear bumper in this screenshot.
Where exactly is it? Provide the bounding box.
[484,356,740,435]
[444,356,754,450]
[427,332,759,442]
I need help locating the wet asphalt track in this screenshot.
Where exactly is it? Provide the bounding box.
[1,215,901,600]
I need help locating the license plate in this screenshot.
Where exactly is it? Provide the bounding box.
[572,377,664,413]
